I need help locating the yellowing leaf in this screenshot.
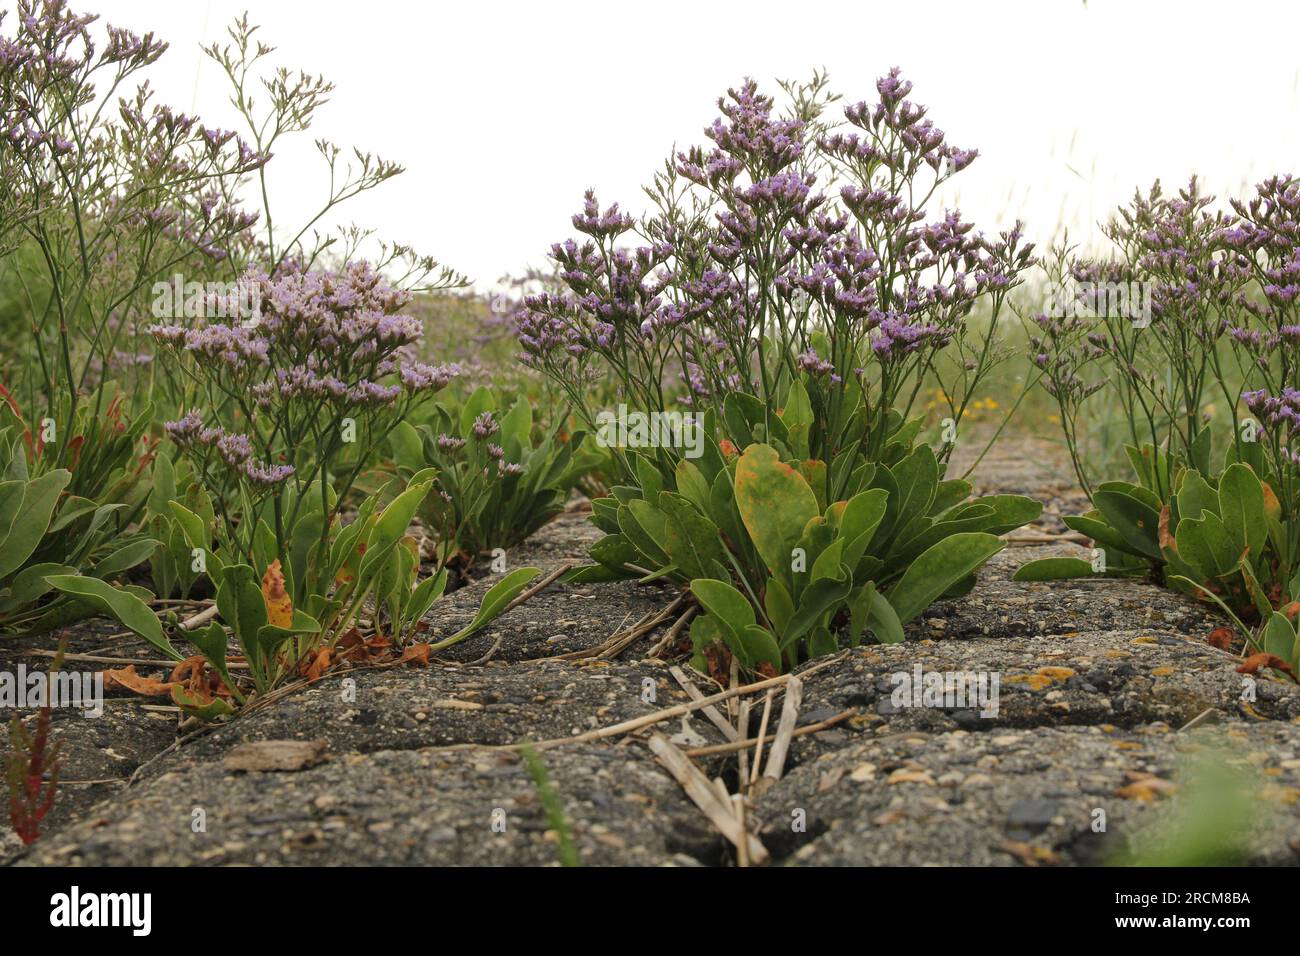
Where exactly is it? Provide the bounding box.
[261,559,294,628]
[336,541,366,585]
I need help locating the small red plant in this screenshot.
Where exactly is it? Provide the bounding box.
[5,641,66,845]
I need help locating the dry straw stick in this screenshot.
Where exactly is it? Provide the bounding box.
[686,708,854,757]
[761,676,803,782]
[732,793,750,868]
[749,687,776,785]
[647,732,769,865]
[504,560,574,613]
[648,604,696,658]
[599,595,687,660]
[420,651,847,754]
[669,665,739,742]
[737,697,752,782]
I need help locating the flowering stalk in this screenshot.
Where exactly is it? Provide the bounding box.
[153,261,459,565]
[1,0,270,440]
[518,70,1033,495]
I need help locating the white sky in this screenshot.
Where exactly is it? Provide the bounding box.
[90,0,1300,291]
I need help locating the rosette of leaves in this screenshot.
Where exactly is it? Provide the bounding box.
[47,475,540,709]
[1016,440,1296,623]
[578,412,1039,673]
[0,385,160,634]
[388,386,595,569]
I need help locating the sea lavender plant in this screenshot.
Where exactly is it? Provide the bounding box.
[387,384,602,571]
[517,72,1041,674]
[0,0,269,425]
[521,71,1033,483]
[1021,178,1300,630]
[149,260,460,569]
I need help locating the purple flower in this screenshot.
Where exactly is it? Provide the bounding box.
[243,460,295,488]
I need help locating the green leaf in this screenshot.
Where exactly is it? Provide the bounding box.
[886,445,939,533]
[690,578,756,637]
[977,495,1044,535]
[837,487,889,570]
[358,480,431,585]
[674,459,711,514]
[166,501,207,550]
[782,378,814,459]
[500,397,532,458]
[0,562,74,612]
[91,539,159,579]
[1218,463,1268,561]
[688,614,724,670]
[658,492,728,582]
[389,420,425,472]
[1175,512,1240,580]
[807,626,838,658]
[737,624,782,671]
[620,500,670,567]
[216,564,269,666]
[147,452,176,519]
[763,575,795,634]
[635,455,664,501]
[187,621,244,704]
[45,575,181,661]
[436,567,542,648]
[405,569,448,629]
[1177,470,1219,521]
[0,479,23,545]
[734,444,818,583]
[782,575,853,648]
[1260,612,1296,662]
[1013,556,1097,581]
[886,532,1004,624]
[0,470,71,580]
[1093,488,1162,560]
[863,585,905,644]
[458,386,495,435]
[929,479,973,516]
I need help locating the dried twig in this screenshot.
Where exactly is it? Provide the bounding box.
[546,595,685,662]
[732,793,750,868]
[737,697,751,782]
[749,687,777,784]
[469,633,507,666]
[687,708,854,757]
[761,676,803,782]
[599,596,685,659]
[669,665,738,742]
[178,604,219,632]
[504,560,574,614]
[646,732,769,865]
[649,605,697,659]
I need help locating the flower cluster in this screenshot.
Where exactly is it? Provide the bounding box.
[153,261,458,502]
[517,70,1033,468]
[163,410,295,490]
